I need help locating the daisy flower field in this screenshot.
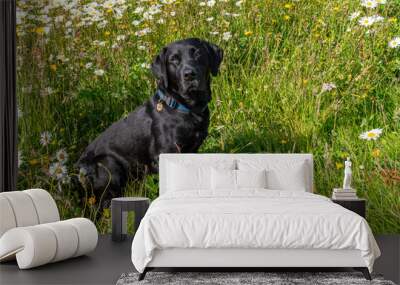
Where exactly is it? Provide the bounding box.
[16,0,400,233]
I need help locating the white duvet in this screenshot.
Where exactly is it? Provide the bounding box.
[131,190,380,273]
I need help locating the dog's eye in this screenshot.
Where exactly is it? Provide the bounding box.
[190,48,201,59]
[169,55,180,65]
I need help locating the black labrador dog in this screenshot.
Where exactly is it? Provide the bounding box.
[77,38,223,205]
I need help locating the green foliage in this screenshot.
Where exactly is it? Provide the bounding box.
[16,0,400,233]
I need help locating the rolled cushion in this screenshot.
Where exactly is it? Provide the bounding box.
[0,218,98,269]
[0,189,60,238]
[0,191,39,228]
[24,189,60,224]
[0,196,17,237]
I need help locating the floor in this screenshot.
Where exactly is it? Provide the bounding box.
[0,235,398,285]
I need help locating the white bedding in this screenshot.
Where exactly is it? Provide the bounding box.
[131,190,380,273]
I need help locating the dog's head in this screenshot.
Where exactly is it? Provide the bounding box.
[151,38,223,109]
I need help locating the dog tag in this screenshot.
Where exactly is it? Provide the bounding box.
[156,101,163,112]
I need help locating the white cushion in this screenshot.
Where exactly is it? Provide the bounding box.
[0,218,97,269]
[237,169,267,189]
[211,169,267,190]
[167,160,236,191]
[0,191,39,227]
[24,189,60,224]
[0,196,16,237]
[238,159,309,191]
[0,189,60,237]
[168,163,211,191]
[211,168,236,190]
[0,189,98,269]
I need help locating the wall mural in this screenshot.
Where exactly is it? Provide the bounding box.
[16,0,400,233]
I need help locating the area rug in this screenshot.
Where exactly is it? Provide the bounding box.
[116,272,396,285]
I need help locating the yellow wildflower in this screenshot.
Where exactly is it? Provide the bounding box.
[336,162,344,169]
[50,64,57,72]
[35,27,45,34]
[244,31,253,36]
[284,3,293,9]
[29,159,40,166]
[283,15,290,21]
[372,148,381,158]
[106,9,113,13]
[88,196,96,206]
[104,31,111,36]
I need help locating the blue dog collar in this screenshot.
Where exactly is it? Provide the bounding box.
[155,90,191,113]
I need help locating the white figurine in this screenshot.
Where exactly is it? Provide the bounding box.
[343,157,352,190]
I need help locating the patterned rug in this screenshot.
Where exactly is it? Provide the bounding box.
[116,272,396,285]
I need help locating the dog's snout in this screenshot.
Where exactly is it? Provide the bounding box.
[183,68,197,81]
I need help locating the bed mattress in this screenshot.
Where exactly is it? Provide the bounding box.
[131,190,380,273]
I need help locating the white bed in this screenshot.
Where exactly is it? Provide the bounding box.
[131,154,380,280]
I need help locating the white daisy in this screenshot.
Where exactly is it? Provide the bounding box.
[135,27,151,36]
[49,162,67,180]
[132,20,141,26]
[321,82,337,92]
[376,0,386,4]
[358,16,379,26]
[207,0,216,7]
[359,128,383,141]
[116,35,126,41]
[85,62,93,69]
[206,17,214,22]
[40,131,52,146]
[133,7,144,14]
[79,167,87,184]
[56,149,68,163]
[222,31,232,41]
[235,0,243,7]
[371,15,384,22]
[388,37,400,48]
[94,69,105,76]
[349,11,361,20]
[361,0,378,9]
[140,63,151,69]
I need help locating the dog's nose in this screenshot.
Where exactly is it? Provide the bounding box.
[183,68,196,81]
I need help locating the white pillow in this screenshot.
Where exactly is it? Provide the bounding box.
[211,169,267,190]
[237,169,267,188]
[237,159,309,191]
[167,163,210,191]
[166,159,236,192]
[211,168,236,190]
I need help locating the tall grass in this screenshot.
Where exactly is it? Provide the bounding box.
[16,0,400,233]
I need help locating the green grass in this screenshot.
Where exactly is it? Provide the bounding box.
[16,0,400,233]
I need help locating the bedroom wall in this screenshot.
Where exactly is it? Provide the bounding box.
[16,0,400,233]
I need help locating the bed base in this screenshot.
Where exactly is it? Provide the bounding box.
[138,267,371,281]
[138,248,372,281]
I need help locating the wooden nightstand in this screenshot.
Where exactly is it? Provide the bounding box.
[331,198,366,218]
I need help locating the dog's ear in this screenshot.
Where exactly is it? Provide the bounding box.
[151,47,169,88]
[203,41,223,76]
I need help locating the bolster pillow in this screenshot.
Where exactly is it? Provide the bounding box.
[0,189,60,237]
[0,218,98,269]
